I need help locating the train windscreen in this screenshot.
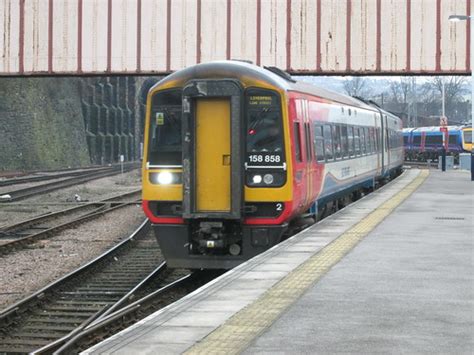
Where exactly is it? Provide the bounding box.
[246,89,285,165]
[148,89,182,166]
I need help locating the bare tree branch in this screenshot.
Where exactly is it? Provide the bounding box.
[342,77,373,98]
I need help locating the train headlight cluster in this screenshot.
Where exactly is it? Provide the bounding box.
[252,174,274,185]
[248,172,284,187]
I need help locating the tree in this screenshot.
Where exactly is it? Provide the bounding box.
[342,77,373,98]
[418,76,469,124]
[388,78,411,106]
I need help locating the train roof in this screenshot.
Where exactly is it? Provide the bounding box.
[153,60,388,114]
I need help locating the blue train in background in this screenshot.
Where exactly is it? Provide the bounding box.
[403,126,467,163]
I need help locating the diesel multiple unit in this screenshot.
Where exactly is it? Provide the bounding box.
[142,61,403,269]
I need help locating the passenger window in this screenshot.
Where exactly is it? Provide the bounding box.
[370,129,374,151]
[348,127,354,157]
[425,135,443,145]
[360,128,366,155]
[314,124,325,162]
[334,125,342,159]
[341,125,348,158]
[323,124,334,161]
[363,127,369,153]
[294,122,302,162]
[365,128,369,153]
[354,127,361,156]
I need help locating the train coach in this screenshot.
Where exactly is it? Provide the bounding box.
[403,126,465,163]
[142,60,403,269]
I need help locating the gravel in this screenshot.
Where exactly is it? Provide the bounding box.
[0,169,141,228]
[0,204,146,310]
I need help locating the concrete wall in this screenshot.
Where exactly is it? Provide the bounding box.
[0,76,156,171]
[0,77,90,171]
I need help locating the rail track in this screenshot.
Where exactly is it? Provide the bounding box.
[0,190,141,255]
[0,165,112,180]
[0,220,196,354]
[54,270,217,354]
[0,163,139,202]
[0,166,111,188]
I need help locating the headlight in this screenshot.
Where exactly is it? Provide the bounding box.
[263,174,274,184]
[252,175,262,184]
[246,171,286,187]
[157,172,173,185]
[149,172,182,185]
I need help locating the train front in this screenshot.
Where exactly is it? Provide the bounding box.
[141,62,293,269]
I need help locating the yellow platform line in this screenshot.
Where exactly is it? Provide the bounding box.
[185,170,429,355]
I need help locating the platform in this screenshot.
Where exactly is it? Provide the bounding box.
[84,169,473,354]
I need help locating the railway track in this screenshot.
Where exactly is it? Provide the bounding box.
[0,190,141,254]
[0,165,111,180]
[0,220,190,354]
[54,270,216,354]
[0,166,111,188]
[0,163,139,202]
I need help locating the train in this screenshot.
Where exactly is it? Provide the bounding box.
[403,126,470,163]
[141,60,404,269]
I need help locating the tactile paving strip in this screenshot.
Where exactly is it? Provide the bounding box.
[185,170,429,355]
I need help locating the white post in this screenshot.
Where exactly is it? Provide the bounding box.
[441,78,445,118]
[448,14,473,179]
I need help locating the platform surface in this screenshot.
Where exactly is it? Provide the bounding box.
[84,169,473,354]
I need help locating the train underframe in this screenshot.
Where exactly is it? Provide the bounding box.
[153,222,287,269]
[405,151,460,164]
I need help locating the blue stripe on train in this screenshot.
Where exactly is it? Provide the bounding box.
[308,172,376,213]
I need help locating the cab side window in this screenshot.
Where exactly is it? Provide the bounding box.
[294,122,303,162]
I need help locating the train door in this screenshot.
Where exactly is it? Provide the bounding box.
[375,113,381,174]
[302,100,314,208]
[181,79,243,220]
[195,98,231,212]
[379,112,386,176]
[292,99,306,210]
